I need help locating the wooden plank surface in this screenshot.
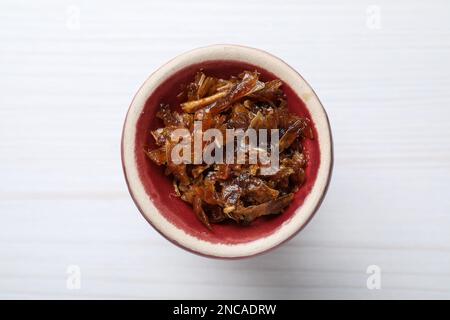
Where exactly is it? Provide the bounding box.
[0,0,449,299]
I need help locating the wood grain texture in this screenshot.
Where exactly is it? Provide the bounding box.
[0,0,449,299]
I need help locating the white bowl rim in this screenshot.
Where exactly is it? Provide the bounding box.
[122,44,333,258]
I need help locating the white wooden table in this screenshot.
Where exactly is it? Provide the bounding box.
[1,0,449,299]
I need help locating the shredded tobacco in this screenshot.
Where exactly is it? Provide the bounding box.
[145,70,313,229]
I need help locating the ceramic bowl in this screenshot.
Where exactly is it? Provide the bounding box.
[122,45,333,258]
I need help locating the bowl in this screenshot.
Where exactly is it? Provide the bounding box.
[121,44,333,258]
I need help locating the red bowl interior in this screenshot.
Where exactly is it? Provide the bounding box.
[134,60,321,244]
